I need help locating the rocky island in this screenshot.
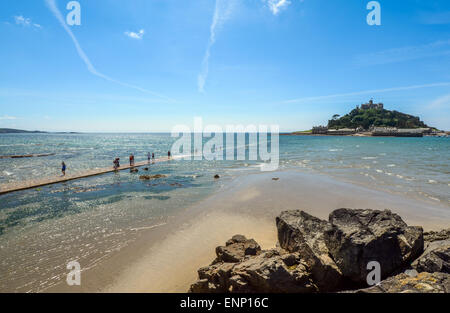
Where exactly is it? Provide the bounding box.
[190,208,450,293]
[289,100,448,137]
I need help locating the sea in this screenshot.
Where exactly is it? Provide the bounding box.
[0,133,449,292]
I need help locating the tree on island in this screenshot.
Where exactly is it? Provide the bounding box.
[327,107,430,130]
[332,114,340,121]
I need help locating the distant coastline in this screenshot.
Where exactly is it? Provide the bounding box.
[0,128,80,134]
[282,130,449,137]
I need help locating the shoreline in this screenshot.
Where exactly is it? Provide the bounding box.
[282,132,449,137]
[44,169,450,293]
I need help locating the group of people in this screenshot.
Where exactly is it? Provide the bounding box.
[127,152,170,166]
[60,151,172,176]
[113,158,120,170]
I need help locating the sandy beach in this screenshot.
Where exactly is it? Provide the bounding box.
[43,169,450,293]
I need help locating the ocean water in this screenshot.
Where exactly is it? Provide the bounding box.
[0,133,449,292]
[278,135,450,205]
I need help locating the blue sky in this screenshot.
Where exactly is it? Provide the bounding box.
[0,0,450,132]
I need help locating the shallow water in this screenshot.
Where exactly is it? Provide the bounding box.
[0,133,448,292]
[279,135,450,204]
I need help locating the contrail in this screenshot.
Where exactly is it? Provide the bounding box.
[198,0,236,93]
[283,82,450,103]
[45,0,174,102]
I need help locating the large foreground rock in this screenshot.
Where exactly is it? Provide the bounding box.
[323,209,424,284]
[412,239,450,274]
[348,272,450,293]
[189,209,445,293]
[276,210,344,291]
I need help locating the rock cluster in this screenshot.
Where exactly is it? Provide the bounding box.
[423,228,450,242]
[190,209,450,293]
[349,272,450,293]
[412,239,450,274]
[139,174,166,180]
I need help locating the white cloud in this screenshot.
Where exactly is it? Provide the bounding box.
[267,0,291,15]
[198,0,237,93]
[0,115,18,120]
[125,29,145,40]
[45,0,173,102]
[14,15,42,28]
[14,15,30,26]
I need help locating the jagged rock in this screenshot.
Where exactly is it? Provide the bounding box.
[189,237,317,293]
[424,229,450,242]
[276,210,343,291]
[228,250,317,293]
[347,272,450,293]
[412,239,450,274]
[139,174,167,180]
[190,262,235,293]
[323,208,424,284]
[189,279,211,293]
[215,235,261,263]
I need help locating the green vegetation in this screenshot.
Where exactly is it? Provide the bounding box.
[292,130,312,134]
[327,108,429,130]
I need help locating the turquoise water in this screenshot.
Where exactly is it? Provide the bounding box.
[279,135,450,205]
[0,133,448,291]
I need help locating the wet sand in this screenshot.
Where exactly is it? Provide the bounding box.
[46,169,450,293]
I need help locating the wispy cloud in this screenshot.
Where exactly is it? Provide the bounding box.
[0,115,18,120]
[197,0,294,92]
[198,0,237,93]
[354,40,450,66]
[14,15,42,28]
[284,82,450,104]
[125,29,145,40]
[45,0,173,102]
[266,0,292,15]
[428,94,450,109]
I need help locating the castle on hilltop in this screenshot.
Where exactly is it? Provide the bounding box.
[357,99,383,110]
